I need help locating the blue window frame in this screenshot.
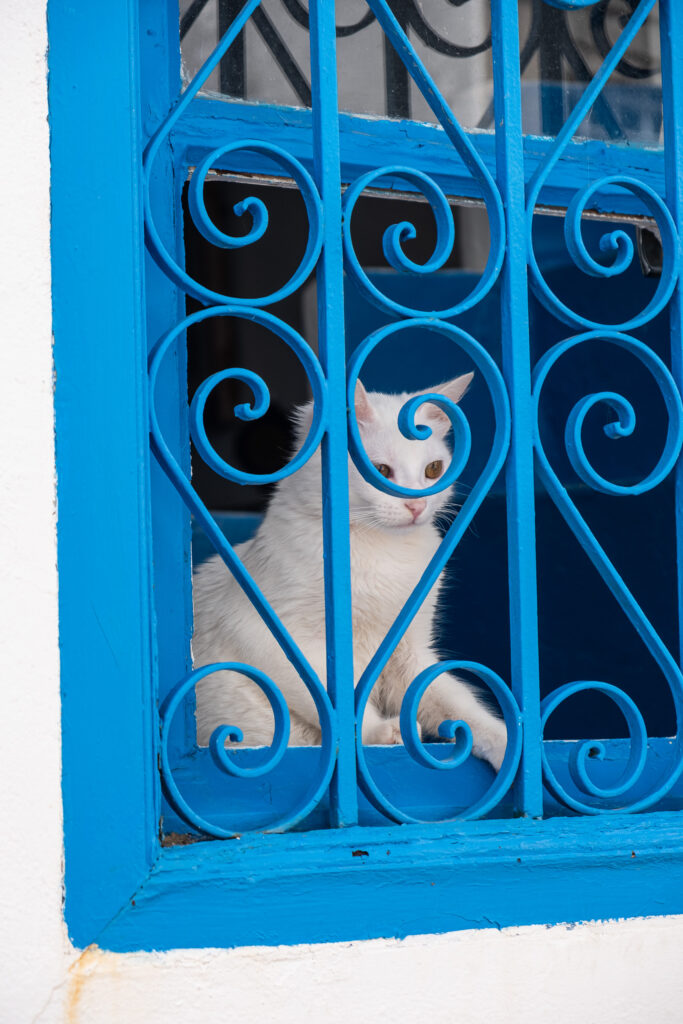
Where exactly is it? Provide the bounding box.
[52,0,683,951]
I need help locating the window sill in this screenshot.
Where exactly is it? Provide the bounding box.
[87,811,683,951]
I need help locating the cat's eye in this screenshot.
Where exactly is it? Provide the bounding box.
[374,463,392,478]
[425,460,443,479]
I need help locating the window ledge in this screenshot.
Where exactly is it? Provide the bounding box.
[89,812,683,951]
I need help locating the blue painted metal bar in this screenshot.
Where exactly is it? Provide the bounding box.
[660,0,683,675]
[140,0,194,769]
[160,737,683,836]
[491,0,542,819]
[309,0,358,827]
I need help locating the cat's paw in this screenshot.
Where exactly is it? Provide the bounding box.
[369,717,403,745]
[364,717,422,745]
[472,717,508,773]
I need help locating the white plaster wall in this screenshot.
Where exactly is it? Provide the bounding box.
[0,1,69,1022]
[3,2,683,1023]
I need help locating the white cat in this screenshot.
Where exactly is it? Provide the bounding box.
[193,375,507,771]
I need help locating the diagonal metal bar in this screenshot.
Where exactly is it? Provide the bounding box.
[527,0,656,201]
[559,13,623,141]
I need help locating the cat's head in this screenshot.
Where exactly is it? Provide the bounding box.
[347,375,472,530]
[292,373,473,530]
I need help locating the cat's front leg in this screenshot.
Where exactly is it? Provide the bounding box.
[381,635,507,770]
[416,671,507,771]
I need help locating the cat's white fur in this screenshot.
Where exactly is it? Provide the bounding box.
[193,376,507,770]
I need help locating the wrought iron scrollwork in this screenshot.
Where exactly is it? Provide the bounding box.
[152,0,519,833]
[346,318,521,823]
[525,0,683,814]
[160,662,292,836]
[150,307,336,836]
[342,165,502,319]
[148,138,323,306]
[154,0,680,834]
[340,0,505,316]
[331,0,520,821]
[533,332,683,812]
[526,1,676,336]
[146,5,341,838]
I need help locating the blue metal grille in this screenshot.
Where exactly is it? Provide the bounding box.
[145,0,683,837]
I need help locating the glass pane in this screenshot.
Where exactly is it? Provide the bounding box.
[520,0,662,147]
[179,0,494,131]
[180,1,661,146]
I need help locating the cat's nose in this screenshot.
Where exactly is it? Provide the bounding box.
[404,498,427,522]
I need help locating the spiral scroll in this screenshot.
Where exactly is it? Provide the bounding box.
[533,332,683,812]
[160,663,293,836]
[147,138,323,308]
[397,661,523,822]
[144,0,323,308]
[347,319,520,823]
[151,307,337,835]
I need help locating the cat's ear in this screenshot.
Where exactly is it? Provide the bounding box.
[354,379,375,425]
[420,372,474,436]
[291,400,314,445]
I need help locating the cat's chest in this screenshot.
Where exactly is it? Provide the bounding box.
[349,526,439,627]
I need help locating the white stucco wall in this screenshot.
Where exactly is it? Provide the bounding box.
[3,2,683,1022]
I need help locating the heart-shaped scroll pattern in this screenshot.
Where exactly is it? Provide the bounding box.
[340,1,520,821]
[347,320,522,823]
[145,0,340,836]
[151,307,337,837]
[533,332,683,813]
[524,0,683,814]
[151,0,518,834]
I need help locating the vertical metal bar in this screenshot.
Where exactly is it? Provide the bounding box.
[384,2,410,119]
[218,0,245,97]
[140,0,192,781]
[309,0,358,826]
[660,2,683,671]
[491,0,544,817]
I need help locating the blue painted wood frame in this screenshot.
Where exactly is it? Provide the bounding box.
[51,0,683,951]
[173,100,667,217]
